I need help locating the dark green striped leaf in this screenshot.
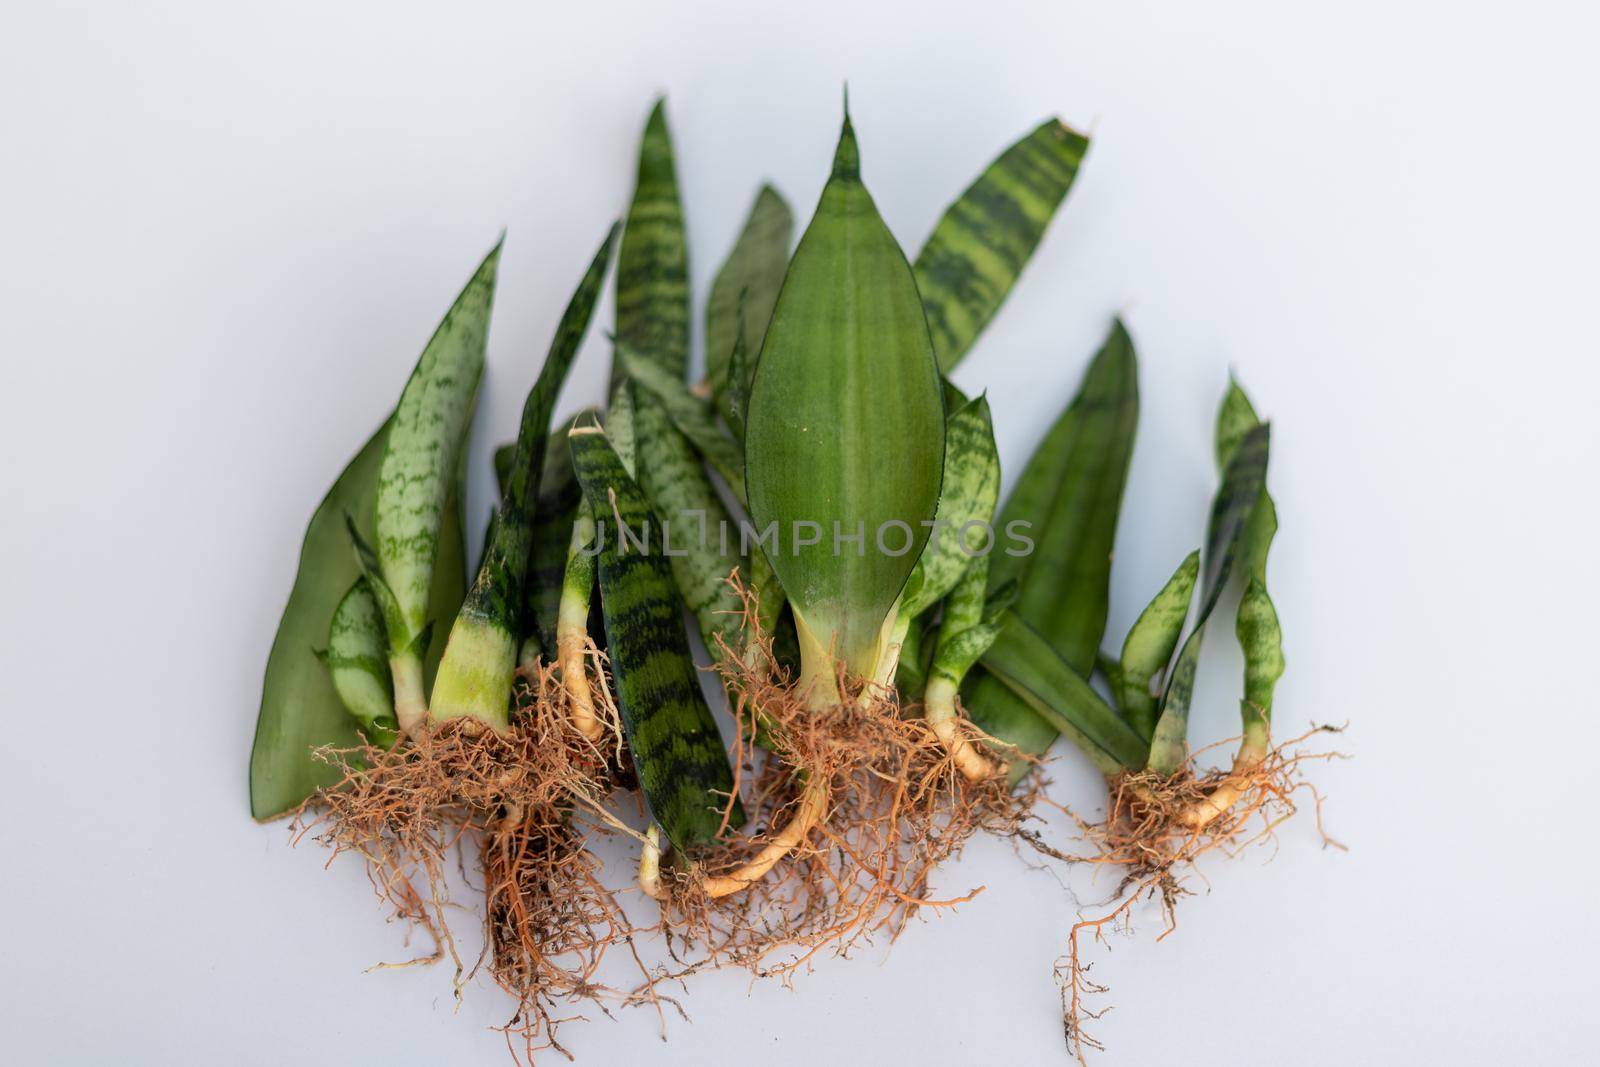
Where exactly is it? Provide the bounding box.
[1146,423,1272,774]
[632,390,748,659]
[914,118,1089,372]
[615,99,689,382]
[990,320,1138,674]
[745,113,946,679]
[569,425,740,851]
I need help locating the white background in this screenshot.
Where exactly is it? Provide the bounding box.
[3,1,1597,1063]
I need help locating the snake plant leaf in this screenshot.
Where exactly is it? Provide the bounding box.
[524,427,584,658]
[745,112,946,680]
[615,98,689,383]
[1217,378,1283,741]
[373,241,498,731]
[1238,577,1284,744]
[914,118,1089,372]
[982,613,1148,775]
[901,394,1000,621]
[570,425,741,849]
[989,320,1138,675]
[250,421,468,819]
[431,227,615,728]
[326,579,400,748]
[707,184,793,407]
[722,323,753,446]
[1147,423,1272,774]
[633,389,748,659]
[492,443,515,496]
[1116,550,1200,740]
[618,342,747,502]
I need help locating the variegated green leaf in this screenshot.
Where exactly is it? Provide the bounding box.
[1147,423,1272,774]
[569,425,740,850]
[633,389,748,659]
[618,341,746,502]
[326,579,399,747]
[432,226,614,728]
[374,242,499,728]
[915,118,1089,371]
[902,393,1001,619]
[615,99,689,382]
[1116,550,1199,740]
[988,319,1138,675]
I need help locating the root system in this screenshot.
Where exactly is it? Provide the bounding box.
[295,654,638,1062]
[1053,724,1347,1063]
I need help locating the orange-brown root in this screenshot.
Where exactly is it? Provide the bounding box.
[639,576,1032,989]
[1052,724,1348,1063]
[294,655,635,1063]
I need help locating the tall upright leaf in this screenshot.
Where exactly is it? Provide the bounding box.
[707,184,793,408]
[1146,423,1272,774]
[431,227,616,729]
[615,98,689,382]
[745,112,946,688]
[989,319,1138,674]
[914,118,1089,371]
[371,243,500,730]
[1218,379,1283,746]
[569,425,740,851]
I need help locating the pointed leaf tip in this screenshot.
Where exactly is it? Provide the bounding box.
[832,112,860,181]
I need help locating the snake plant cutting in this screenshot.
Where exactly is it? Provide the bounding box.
[249,93,1323,1061]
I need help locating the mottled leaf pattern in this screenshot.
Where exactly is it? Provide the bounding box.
[615,99,689,382]
[374,243,498,655]
[618,342,746,502]
[1146,423,1272,774]
[1116,550,1199,740]
[915,118,1088,371]
[431,228,614,727]
[326,579,399,747]
[632,391,748,659]
[902,394,1001,619]
[569,426,740,850]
